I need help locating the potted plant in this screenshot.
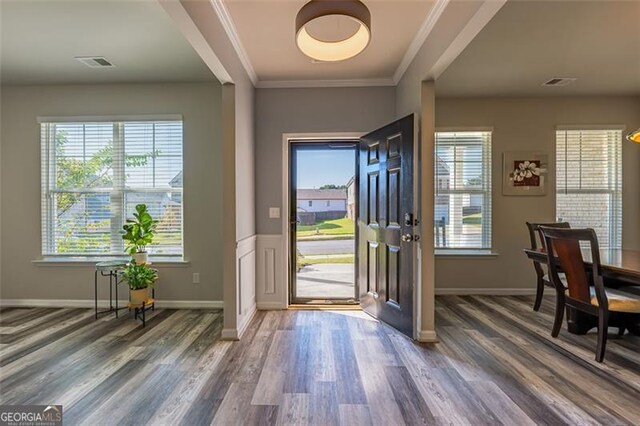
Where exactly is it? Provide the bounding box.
[122,204,158,265]
[122,261,158,305]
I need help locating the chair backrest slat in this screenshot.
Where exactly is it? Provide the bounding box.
[540,227,606,306]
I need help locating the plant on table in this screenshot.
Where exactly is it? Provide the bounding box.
[122,204,157,265]
[122,261,158,305]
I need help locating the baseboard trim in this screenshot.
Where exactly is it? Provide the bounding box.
[435,288,536,296]
[417,330,438,343]
[257,301,286,310]
[220,328,238,340]
[238,304,257,339]
[0,299,224,309]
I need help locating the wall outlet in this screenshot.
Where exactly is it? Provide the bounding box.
[269,207,280,219]
[192,273,200,284]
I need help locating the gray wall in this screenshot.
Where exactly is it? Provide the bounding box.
[255,86,396,234]
[434,95,640,290]
[0,82,224,301]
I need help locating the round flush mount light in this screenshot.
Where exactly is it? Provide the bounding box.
[296,0,371,62]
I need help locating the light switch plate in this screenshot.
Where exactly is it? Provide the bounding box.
[269,207,280,219]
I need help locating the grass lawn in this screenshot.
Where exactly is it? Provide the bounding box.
[462,213,482,225]
[299,254,354,266]
[297,218,355,238]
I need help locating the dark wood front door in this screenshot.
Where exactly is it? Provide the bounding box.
[358,115,416,338]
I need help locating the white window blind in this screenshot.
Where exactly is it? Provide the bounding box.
[40,119,184,257]
[435,131,492,250]
[556,128,622,249]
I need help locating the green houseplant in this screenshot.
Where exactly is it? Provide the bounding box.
[122,261,158,305]
[122,204,158,265]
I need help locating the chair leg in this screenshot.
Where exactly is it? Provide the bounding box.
[596,310,609,363]
[533,276,544,312]
[617,326,625,337]
[551,291,565,338]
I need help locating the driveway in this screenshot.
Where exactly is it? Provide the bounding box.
[297,238,355,255]
[296,263,355,299]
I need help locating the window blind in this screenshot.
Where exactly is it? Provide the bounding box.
[556,129,622,249]
[41,119,184,257]
[434,131,492,249]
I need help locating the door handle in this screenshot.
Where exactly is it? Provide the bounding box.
[401,234,420,242]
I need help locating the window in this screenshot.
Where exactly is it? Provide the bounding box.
[308,200,313,207]
[40,118,183,257]
[556,128,622,248]
[435,131,492,250]
[326,200,330,207]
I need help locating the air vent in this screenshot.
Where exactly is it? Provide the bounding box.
[75,56,115,68]
[542,77,576,87]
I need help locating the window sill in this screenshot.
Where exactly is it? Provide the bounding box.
[435,250,499,259]
[32,257,190,267]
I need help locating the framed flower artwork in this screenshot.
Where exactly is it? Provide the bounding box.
[503,151,548,195]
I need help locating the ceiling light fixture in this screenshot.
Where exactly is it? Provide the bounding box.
[626,128,640,143]
[296,0,371,62]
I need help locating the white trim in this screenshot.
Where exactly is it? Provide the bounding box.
[32,259,190,267]
[435,288,537,296]
[221,328,239,340]
[393,0,450,84]
[158,0,233,84]
[435,250,499,258]
[257,301,286,310]
[220,304,256,340]
[436,126,494,133]
[429,0,507,80]
[256,78,395,89]
[37,115,183,124]
[0,299,224,309]
[237,234,257,250]
[238,303,257,338]
[417,330,438,343]
[209,0,258,85]
[556,124,626,131]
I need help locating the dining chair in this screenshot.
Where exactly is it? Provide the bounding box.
[526,221,570,311]
[540,227,640,362]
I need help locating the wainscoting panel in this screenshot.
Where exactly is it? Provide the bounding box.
[256,235,286,310]
[236,235,257,338]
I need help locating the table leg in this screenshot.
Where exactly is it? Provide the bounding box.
[115,273,119,318]
[94,270,98,320]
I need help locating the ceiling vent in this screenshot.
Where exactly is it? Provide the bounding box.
[75,56,115,68]
[542,77,576,87]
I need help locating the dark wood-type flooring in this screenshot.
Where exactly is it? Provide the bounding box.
[1,296,639,425]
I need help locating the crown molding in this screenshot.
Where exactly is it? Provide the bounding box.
[209,0,258,85]
[392,0,450,84]
[256,78,395,89]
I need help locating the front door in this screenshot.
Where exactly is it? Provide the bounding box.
[358,115,416,338]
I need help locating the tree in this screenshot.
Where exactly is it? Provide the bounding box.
[55,130,158,217]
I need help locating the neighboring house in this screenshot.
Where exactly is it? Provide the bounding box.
[345,176,356,219]
[297,189,347,213]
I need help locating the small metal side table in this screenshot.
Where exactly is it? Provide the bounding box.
[94,260,128,319]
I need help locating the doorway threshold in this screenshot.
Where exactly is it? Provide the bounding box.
[289,302,361,311]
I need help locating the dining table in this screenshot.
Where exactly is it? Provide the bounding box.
[523,248,640,335]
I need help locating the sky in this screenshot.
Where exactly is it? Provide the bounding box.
[296,149,356,189]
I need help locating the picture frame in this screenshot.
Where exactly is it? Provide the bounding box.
[502,151,548,196]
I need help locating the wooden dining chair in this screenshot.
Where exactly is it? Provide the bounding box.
[526,221,570,311]
[540,227,640,362]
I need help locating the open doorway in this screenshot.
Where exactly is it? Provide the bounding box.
[289,142,358,304]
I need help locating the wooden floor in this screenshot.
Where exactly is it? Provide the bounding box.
[1,296,639,425]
